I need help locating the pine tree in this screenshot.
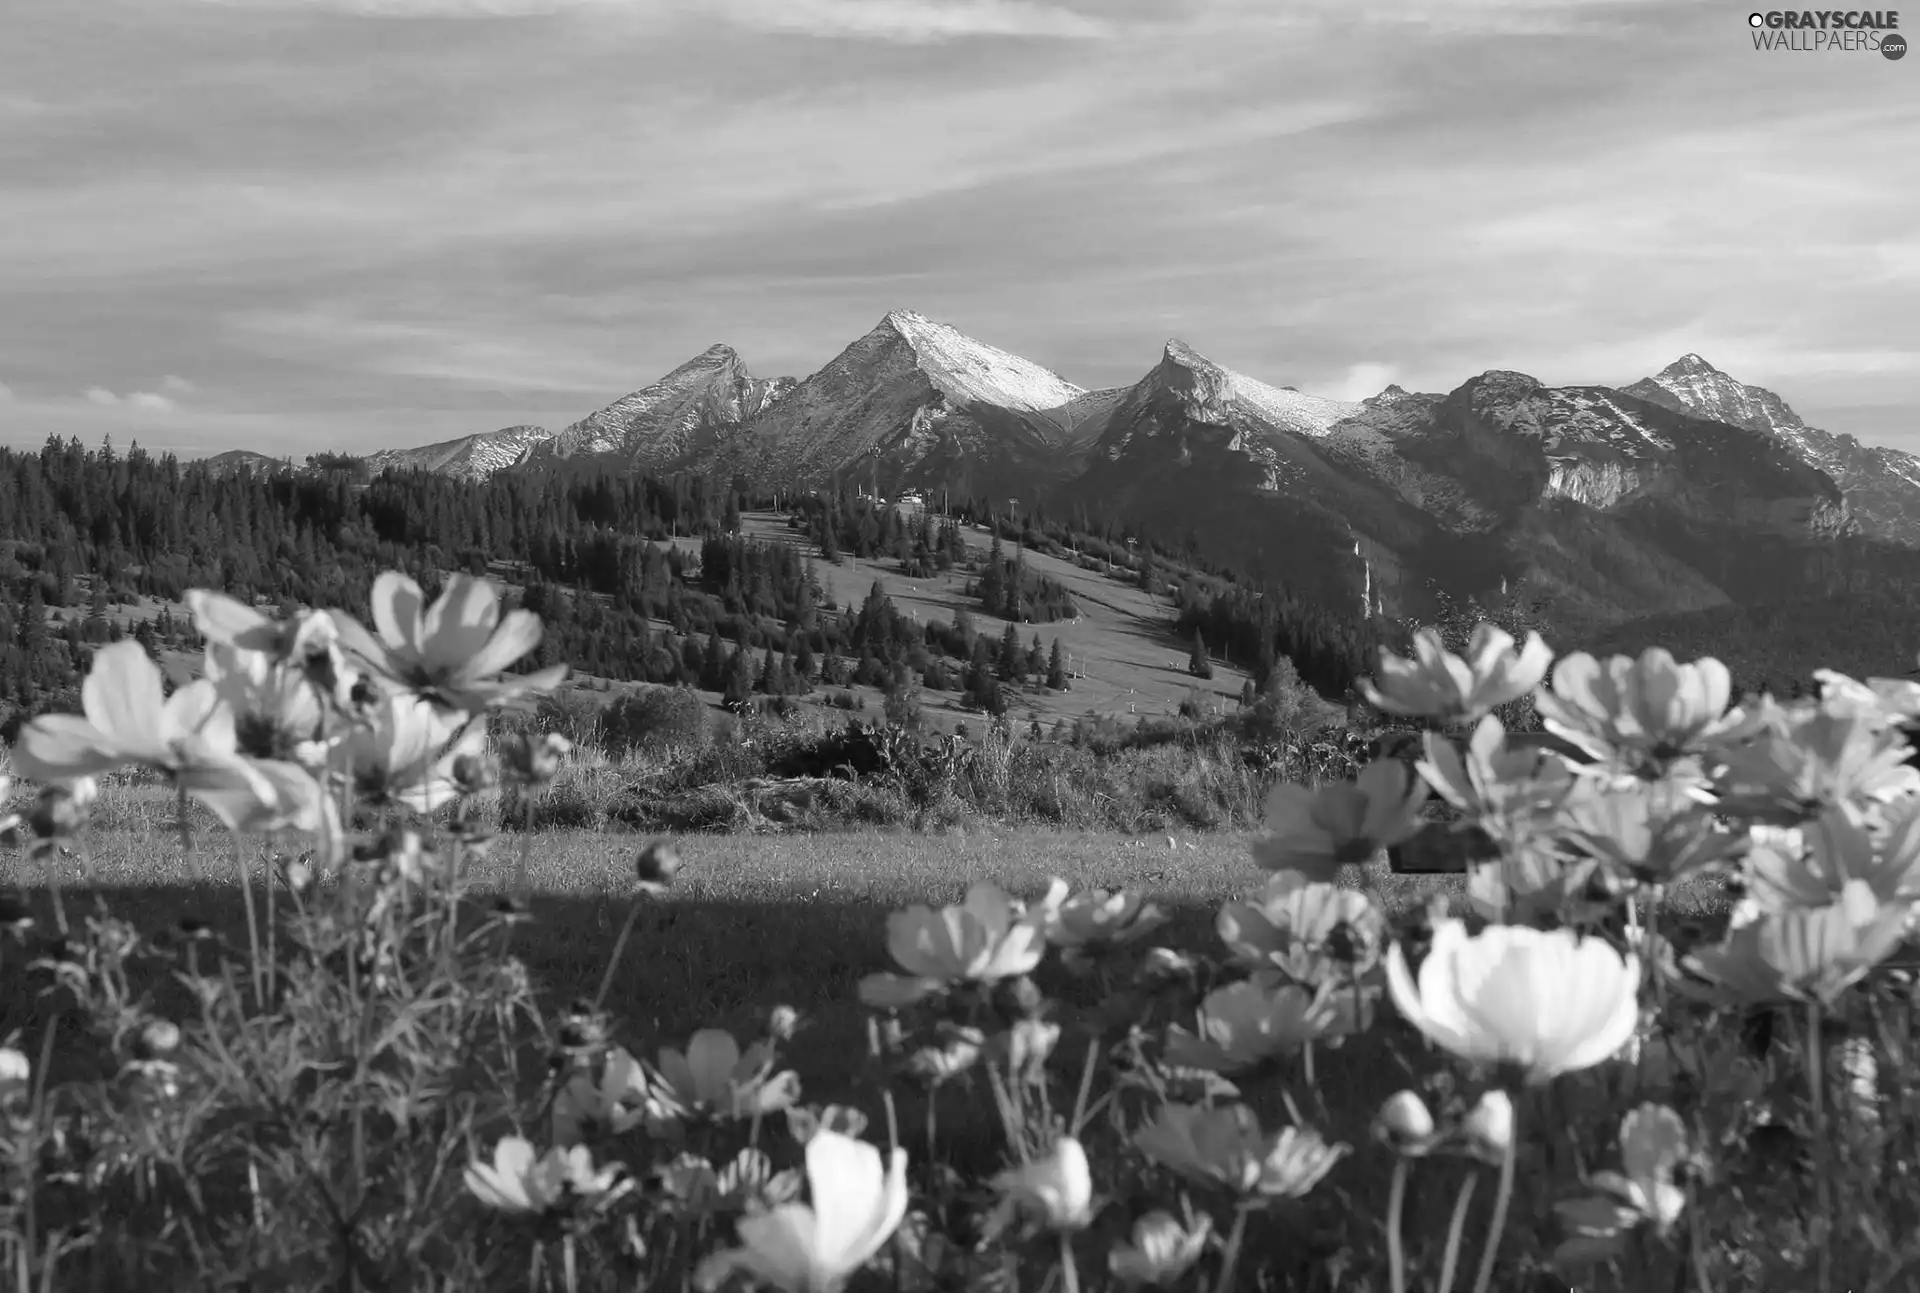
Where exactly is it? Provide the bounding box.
[1046,638,1067,690]
[1025,632,1045,677]
[722,645,756,709]
[1189,628,1214,679]
[998,622,1024,682]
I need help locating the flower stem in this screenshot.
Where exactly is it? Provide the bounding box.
[230,834,264,1011]
[1386,1157,1410,1293]
[1213,1205,1250,1293]
[175,784,201,884]
[1058,1231,1081,1293]
[1807,998,1834,1293]
[1436,1172,1479,1293]
[1468,1095,1518,1293]
[590,892,648,1015]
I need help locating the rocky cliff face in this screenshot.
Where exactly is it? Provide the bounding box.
[519,345,794,473]
[1624,354,1920,546]
[691,311,1101,499]
[363,425,552,482]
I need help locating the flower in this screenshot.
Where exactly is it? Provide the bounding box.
[463,1136,622,1215]
[695,1130,909,1293]
[11,640,305,831]
[1133,1103,1348,1200]
[1532,648,1753,766]
[1360,623,1553,723]
[1164,979,1358,1073]
[1109,1210,1212,1288]
[986,1136,1095,1235]
[1557,776,1742,889]
[1743,800,1920,912]
[552,1047,650,1147]
[1373,1090,1439,1156]
[1712,699,1920,823]
[1216,872,1386,986]
[1461,1089,1514,1162]
[858,883,1050,1008]
[187,592,360,709]
[1813,668,1920,731]
[344,693,487,812]
[1680,879,1909,1007]
[1417,716,1583,854]
[1553,1104,1690,1267]
[648,1028,801,1130]
[1385,918,1642,1083]
[1037,880,1169,972]
[331,571,567,714]
[202,641,327,761]
[0,1047,30,1105]
[1250,760,1429,882]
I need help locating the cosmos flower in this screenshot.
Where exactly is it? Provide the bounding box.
[202,641,327,762]
[12,641,307,831]
[186,592,361,712]
[1360,623,1554,724]
[1679,879,1908,1007]
[1216,871,1387,985]
[646,1028,801,1131]
[1163,979,1358,1073]
[464,1137,623,1216]
[1133,1102,1348,1201]
[330,571,567,714]
[1553,1104,1691,1267]
[986,1136,1096,1235]
[1712,699,1920,824]
[1385,918,1641,1083]
[1036,880,1169,972]
[551,1047,650,1147]
[1250,760,1429,882]
[695,1130,909,1293]
[343,693,487,812]
[1531,647,1755,766]
[859,883,1051,1008]
[1109,1210,1212,1289]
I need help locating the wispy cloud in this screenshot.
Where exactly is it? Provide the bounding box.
[704,0,1116,43]
[0,0,1913,457]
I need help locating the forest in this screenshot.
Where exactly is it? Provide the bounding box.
[0,436,1392,735]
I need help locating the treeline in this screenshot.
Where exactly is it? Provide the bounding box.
[0,437,1404,730]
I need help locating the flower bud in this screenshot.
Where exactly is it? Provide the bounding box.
[0,1046,29,1104]
[1005,1018,1061,1083]
[1463,1089,1514,1163]
[27,787,88,840]
[451,752,499,796]
[502,732,571,787]
[136,1019,182,1059]
[635,839,683,893]
[1374,1089,1438,1155]
[767,1005,801,1043]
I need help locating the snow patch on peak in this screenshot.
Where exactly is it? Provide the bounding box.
[1154,340,1360,437]
[882,310,1085,413]
[1659,353,1722,379]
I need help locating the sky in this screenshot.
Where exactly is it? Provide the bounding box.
[1,0,1914,459]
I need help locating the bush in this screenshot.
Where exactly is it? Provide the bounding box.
[598,682,710,757]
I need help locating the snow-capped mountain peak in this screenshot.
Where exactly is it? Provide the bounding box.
[1151,339,1361,437]
[521,345,795,469]
[882,309,1085,414]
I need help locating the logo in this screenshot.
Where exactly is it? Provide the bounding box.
[1747,9,1904,52]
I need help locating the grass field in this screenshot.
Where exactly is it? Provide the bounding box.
[2,809,1731,1111]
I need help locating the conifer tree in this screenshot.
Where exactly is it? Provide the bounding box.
[1047,637,1068,690]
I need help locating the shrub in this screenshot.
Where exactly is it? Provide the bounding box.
[598,682,711,756]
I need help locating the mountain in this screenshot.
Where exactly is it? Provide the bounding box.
[363,425,552,482]
[690,310,1106,499]
[517,344,795,473]
[1623,354,1920,546]
[1072,353,1855,627]
[202,449,293,476]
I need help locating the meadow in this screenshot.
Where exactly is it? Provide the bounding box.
[8,566,1920,1293]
